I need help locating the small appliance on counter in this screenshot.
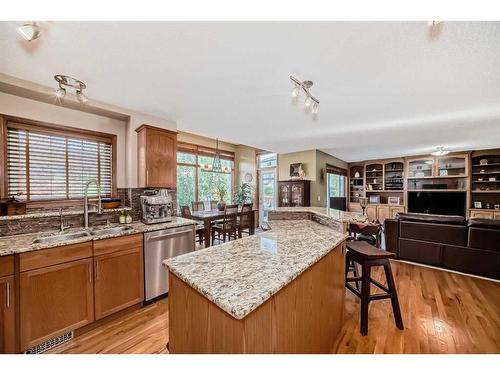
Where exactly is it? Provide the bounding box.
[140,189,173,224]
[0,194,27,216]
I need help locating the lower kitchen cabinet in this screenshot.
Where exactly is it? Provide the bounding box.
[366,205,377,222]
[377,206,391,224]
[0,275,16,353]
[94,237,144,320]
[19,258,94,351]
[366,204,405,223]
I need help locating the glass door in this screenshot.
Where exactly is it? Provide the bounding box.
[327,173,347,210]
[257,153,277,223]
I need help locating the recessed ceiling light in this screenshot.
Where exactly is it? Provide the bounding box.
[16,23,41,42]
[431,146,450,156]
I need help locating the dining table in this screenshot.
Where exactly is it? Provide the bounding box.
[190,208,258,248]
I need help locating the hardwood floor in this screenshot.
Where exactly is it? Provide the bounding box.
[47,261,500,354]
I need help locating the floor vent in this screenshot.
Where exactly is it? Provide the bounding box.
[24,331,74,354]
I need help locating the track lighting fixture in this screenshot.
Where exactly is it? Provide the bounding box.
[54,75,89,103]
[431,146,450,156]
[16,22,41,42]
[290,75,320,115]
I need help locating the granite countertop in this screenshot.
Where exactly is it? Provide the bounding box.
[269,206,366,223]
[164,219,347,320]
[0,217,196,256]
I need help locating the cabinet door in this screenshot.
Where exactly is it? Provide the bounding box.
[407,157,434,178]
[146,129,177,188]
[94,247,144,320]
[366,206,377,222]
[390,206,405,219]
[290,183,304,206]
[0,276,15,353]
[494,212,500,220]
[20,258,94,351]
[470,210,494,219]
[377,206,391,224]
[278,183,290,207]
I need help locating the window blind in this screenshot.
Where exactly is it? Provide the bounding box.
[7,127,113,201]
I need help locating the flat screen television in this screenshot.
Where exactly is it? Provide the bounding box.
[408,191,466,217]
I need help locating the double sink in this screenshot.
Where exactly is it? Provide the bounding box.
[32,225,134,244]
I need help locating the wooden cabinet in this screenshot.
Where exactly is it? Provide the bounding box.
[278,180,311,207]
[93,234,144,320]
[366,205,377,222]
[407,154,468,178]
[0,275,15,353]
[469,210,495,219]
[19,258,94,351]
[136,124,177,188]
[390,206,405,219]
[376,206,391,224]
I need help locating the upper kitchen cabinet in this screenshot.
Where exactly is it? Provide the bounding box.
[136,125,178,188]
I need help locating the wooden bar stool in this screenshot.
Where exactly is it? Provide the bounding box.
[345,241,404,336]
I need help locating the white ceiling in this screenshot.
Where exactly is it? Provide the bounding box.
[1,21,499,161]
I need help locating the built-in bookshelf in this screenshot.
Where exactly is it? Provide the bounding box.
[470,150,500,212]
[384,161,404,190]
[349,165,364,203]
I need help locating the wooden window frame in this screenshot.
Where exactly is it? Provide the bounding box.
[176,142,235,205]
[0,115,117,208]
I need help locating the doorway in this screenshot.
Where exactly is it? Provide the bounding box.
[257,153,277,222]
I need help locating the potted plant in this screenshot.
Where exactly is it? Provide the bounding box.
[233,182,252,206]
[216,184,227,211]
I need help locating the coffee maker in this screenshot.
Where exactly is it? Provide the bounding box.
[140,189,173,224]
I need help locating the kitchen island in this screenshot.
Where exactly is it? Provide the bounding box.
[164,219,347,354]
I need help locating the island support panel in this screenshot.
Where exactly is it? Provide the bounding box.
[168,242,346,353]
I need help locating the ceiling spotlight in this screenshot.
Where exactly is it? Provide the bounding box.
[431,146,450,156]
[55,86,66,98]
[76,90,88,103]
[54,75,88,104]
[16,22,41,42]
[290,75,320,116]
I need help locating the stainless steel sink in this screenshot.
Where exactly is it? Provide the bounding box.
[89,225,134,236]
[33,231,91,244]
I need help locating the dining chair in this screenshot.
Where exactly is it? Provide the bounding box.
[180,205,204,245]
[211,204,239,245]
[237,203,253,238]
[192,201,205,212]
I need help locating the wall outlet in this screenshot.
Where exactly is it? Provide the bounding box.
[317,195,321,202]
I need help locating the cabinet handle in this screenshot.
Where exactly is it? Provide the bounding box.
[95,260,99,281]
[88,264,92,284]
[6,282,10,308]
[146,170,149,185]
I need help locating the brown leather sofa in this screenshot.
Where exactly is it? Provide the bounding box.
[385,213,500,279]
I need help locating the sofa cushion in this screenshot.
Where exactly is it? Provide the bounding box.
[443,245,500,279]
[399,238,442,266]
[468,218,500,229]
[468,226,500,252]
[398,212,466,225]
[400,221,467,246]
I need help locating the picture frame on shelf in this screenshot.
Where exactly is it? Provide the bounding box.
[368,195,380,204]
[439,169,448,176]
[474,201,482,209]
[388,196,400,205]
[495,204,500,210]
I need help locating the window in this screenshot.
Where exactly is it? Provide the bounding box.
[176,142,234,209]
[4,119,115,202]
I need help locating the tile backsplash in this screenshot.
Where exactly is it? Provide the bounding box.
[0,187,177,237]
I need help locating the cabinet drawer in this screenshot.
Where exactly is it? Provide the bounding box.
[470,211,494,219]
[0,255,14,277]
[93,233,143,256]
[19,242,93,272]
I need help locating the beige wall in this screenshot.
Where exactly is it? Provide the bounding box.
[234,145,257,203]
[0,92,129,187]
[0,75,177,188]
[313,150,348,207]
[277,149,348,207]
[278,150,317,181]
[178,131,237,152]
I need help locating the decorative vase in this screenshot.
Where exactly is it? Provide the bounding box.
[217,200,226,211]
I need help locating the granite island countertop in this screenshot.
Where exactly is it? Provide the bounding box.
[269,206,366,223]
[0,217,197,256]
[164,219,347,320]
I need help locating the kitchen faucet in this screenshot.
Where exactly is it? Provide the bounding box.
[83,179,103,229]
[59,208,71,232]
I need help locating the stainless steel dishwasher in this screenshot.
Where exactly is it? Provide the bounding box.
[144,225,195,302]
